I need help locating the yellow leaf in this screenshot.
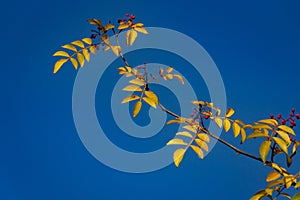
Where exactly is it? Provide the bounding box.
[126,29,138,46]
[132,23,144,28]
[166,66,174,73]
[195,139,209,152]
[105,23,115,31]
[173,148,186,167]
[226,108,235,117]
[253,124,272,130]
[284,175,296,189]
[111,45,122,56]
[183,125,197,133]
[191,145,204,159]
[215,117,222,128]
[53,58,68,74]
[71,40,85,48]
[167,138,188,146]
[278,125,295,135]
[62,44,77,52]
[89,46,97,54]
[125,66,132,72]
[122,85,142,92]
[265,188,273,196]
[134,27,149,34]
[258,119,278,126]
[88,19,102,27]
[77,53,85,67]
[232,122,241,138]
[166,74,173,80]
[142,97,156,108]
[53,51,69,57]
[247,131,268,139]
[197,134,210,143]
[166,118,185,125]
[176,131,193,138]
[159,67,164,76]
[121,95,140,104]
[118,23,129,30]
[273,137,288,154]
[82,38,92,45]
[192,101,205,106]
[82,49,90,62]
[70,57,78,70]
[276,130,291,145]
[240,128,247,144]
[224,118,231,132]
[295,182,300,189]
[266,171,281,182]
[129,78,144,86]
[117,67,126,72]
[250,191,267,200]
[145,91,158,104]
[260,140,271,163]
[132,101,142,118]
[173,74,184,85]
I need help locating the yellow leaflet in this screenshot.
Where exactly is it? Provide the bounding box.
[159,67,164,76]
[191,145,204,159]
[71,40,85,48]
[89,46,97,54]
[273,137,288,154]
[225,108,235,117]
[167,138,188,146]
[224,118,231,132]
[70,57,78,70]
[131,23,144,28]
[53,58,68,74]
[62,44,77,52]
[195,139,208,152]
[240,128,247,144]
[197,134,210,143]
[266,171,281,182]
[88,19,102,27]
[142,97,156,108]
[134,27,149,34]
[118,23,129,30]
[82,38,92,45]
[53,51,69,57]
[145,91,158,104]
[173,148,186,167]
[232,122,241,138]
[166,118,185,125]
[215,117,222,128]
[260,140,271,163]
[111,46,121,56]
[77,53,85,67]
[129,78,144,86]
[253,124,272,130]
[192,101,205,106]
[183,125,197,133]
[258,119,278,126]
[126,29,138,46]
[247,131,268,139]
[276,130,291,145]
[278,125,295,135]
[176,131,193,138]
[82,49,90,62]
[165,74,173,80]
[132,101,142,118]
[166,66,173,73]
[122,85,142,92]
[105,24,115,31]
[117,67,126,72]
[121,95,140,104]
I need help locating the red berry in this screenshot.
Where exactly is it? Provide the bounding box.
[123,18,127,21]
[277,114,282,119]
[289,136,293,141]
[290,112,293,117]
[281,119,286,125]
[292,108,295,112]
[126,13,129,16]
[296,114,300,119]
[130,14,135,19]
[204,115,210,119]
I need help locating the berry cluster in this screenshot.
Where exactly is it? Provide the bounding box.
[270,108,300,128]
[118,13,135,23]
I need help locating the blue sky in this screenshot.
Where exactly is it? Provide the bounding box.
[1,0,300,199]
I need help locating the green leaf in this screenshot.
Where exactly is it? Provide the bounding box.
[142,97,156,108]
[191,145,204,159]
[226,108,235,117]
[195,139,209,152]
[224,118,231,132]
[278,125,295,135]
[232,122,241,138]
[197,133,210,143]
[260,140,271,163]
[70,57,78,70]
[129,78,144,86]
[132,101,142,118]
[167,138,188,146]
[273,137,288,154]
[53,51,69,57]
[122,85,142,92]
[121,95,140,104]
[126,29,138,46]
[176,131,193,138]
[53,58,68,74]
[266,171,281,182]
[61,44,77,52]
[173,148,186,167]
[71,40,85,48]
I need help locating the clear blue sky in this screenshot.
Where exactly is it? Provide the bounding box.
[1,0,300,199]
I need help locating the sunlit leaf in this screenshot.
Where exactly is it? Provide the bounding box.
[118,23,129,30]
[240,128,247,144]
[166,118,185,125]
[195,139,208,152]
[278,125,295,135]
[191,145,204,159]
[121,95,140,104]
[159,67,164,76]
[183,125,197,133]
[53,51,69,57]
[173,74,184,85]
[77,53,85,67]
[291,192,300,200]
[273,137,288,154]
[167,138,188,146]
[129,78,144,86]
[132,101,142,118]
[253,124,272,130]
[284,175,296,189]
[173,148,186,167]
[70,57,78,70]
[260,140,271,163]
[166,66,174,73]
[111,45,121,56]
[280,193,291,199]
[82,49,90,62]
[295,182,300,189]
[142,97,156,108]
[198,134,210,143]
[53,58,68,74]
[192,101,205,106]
[132,23,144,28]
[105,23,115,31]
[82,38,92,45]
[122,85,142,92]
[247,131,268,139]
[276,130,291,145]
[62,44,77,52]
[226,108,235,117]
[266,171,281,182]
[166,74,173,80]
[145,91,158,104]
[134,27,149,34]
[250,190,267,200]
[89,46,97,54]
[126,29,138,46]
[71,40,85,48]
[214,117,222,128]
[88,19,102,27]
[258,119,278,126]
[176,131,193,138]
[232,122,241,138]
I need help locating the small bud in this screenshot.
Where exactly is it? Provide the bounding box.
[295,114,300,119]
[270,114,274,119]
[281,119,286,125]
[90,34,97,39]
[123,18,127,21]
[125,13,129,16]
[277,114,282,119]
[290,112,293,117]
[292,108,295,113]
